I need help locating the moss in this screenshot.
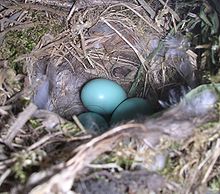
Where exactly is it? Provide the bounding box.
[200,121,219,130]
[160,158,174,176]
[12,159,28,183]
[1,25,47,70]
[0,20,63,74]
[61,122,81,135]
[209,176,220,191]
[28,119,42,129]
[92,151,135,171]
[115,156,134,170]
[11,150,46,183]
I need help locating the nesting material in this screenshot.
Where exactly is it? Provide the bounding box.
[1,1,219,194]
[29,2,196,119]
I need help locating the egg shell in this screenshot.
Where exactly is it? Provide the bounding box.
[78,112,109,133]
[81,78,127,115]
[110,97,154,124]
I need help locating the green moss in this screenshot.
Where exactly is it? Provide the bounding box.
[61,121,81,135]
[209,176,220,191]
[92,152,135,170]
[28,119,42,129]
[11,150,46,183]
[161,156,176,176]
[12,159,27,183]
[169,141,182,150]
[0,26,44,73]
[201,121,220,131]
[116,156,134,170]
[0,19,63,74]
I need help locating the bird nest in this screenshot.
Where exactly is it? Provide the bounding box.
[1,1,220,194]
[28,1,196,119]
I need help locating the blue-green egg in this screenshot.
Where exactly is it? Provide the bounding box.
[78,112,108,133]
[110,97,154,124]
[81,78,127,115]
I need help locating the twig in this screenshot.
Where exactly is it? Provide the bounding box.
[0,158,17,171]
[121,3,163,33]
[27,131,63,151]
[67,123,146,165]
[4,103,38,146]
[101,17,147,71]
[0,169,11,187]
[202,138,220,183]
[158,0,180,21]
[87,163,123,171]
[0,105,11,115]
[66,134,92,142]
[14,35,69,62]
[66,4,76,24]
[25,0,72,8]
[136,0,155,18]
[80,31,95,68]
[5,3,67,17]
[72,115,86,133]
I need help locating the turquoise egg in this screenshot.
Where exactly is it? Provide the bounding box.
[78,112,108,133]
[110,97,154,124]
[81,78,127,115]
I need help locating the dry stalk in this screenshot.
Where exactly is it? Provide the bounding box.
[101,17,147,71]
[158,0,180,21]
[5,3,67,17]
[4,103,38,146]
[25,0,72,8]
[0,169,11,187]
[28,123,154,193]
[202,138,220,183]
[136,0,156,18]
[27,131,64,151]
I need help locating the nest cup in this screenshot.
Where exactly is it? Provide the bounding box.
[30,2,196,121]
